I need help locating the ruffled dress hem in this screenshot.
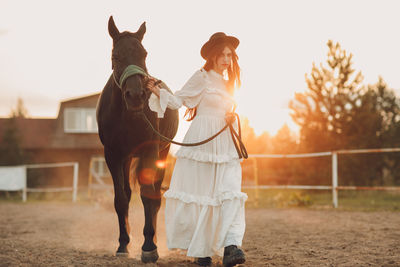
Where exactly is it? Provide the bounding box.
[163,190,248,206]
[175,149,243,163]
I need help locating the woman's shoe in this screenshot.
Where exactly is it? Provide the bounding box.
[194,256,212,266]
[223,245,246,267]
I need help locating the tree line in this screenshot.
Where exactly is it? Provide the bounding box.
[241,40,400,187]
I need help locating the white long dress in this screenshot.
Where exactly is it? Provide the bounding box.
[148,68,247,257]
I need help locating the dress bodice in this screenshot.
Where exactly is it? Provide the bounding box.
[196,70,235,117]
[148,68,241,163]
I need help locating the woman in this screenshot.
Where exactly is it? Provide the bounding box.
[146,32,247,267]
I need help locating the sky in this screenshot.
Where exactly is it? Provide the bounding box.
[1,0,400,142]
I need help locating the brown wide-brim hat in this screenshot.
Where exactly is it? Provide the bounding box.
[200,32,240,60]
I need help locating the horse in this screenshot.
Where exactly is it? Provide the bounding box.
[96,16,179,263]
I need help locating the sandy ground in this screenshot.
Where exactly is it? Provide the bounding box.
[0,199,399,267]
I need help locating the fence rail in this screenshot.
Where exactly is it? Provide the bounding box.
[0,162,79,202]
[246,148,400,208]
[24,162,79,202]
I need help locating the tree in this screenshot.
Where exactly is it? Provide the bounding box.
[240,116,272,154]
[289,40,366,185]
[240,116,273,184]
[289,40,364,153]
[368,77,400,147]
[10,97,29,118]
[271,124,298,154]
[365,77,400,186]
[289,41,400,186]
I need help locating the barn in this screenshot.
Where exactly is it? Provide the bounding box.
[0,93,106,188]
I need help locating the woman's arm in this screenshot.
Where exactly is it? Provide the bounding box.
[146,69,207,118]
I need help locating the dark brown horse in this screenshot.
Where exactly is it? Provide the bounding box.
[96,16,178,262]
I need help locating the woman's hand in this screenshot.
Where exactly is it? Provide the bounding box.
[145,77,161,97]
[225,112,236,124]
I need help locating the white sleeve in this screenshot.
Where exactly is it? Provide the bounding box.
[148,69,206,118]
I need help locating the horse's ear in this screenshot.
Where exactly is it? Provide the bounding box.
[136,22,146,42]
[108,16,120,40]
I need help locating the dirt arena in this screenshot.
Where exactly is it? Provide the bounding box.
[0,199,399,267]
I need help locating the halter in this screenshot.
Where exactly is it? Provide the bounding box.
[113,64,148,89]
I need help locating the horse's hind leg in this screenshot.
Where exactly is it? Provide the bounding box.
[104,148,131,256]
[138,146,169,263]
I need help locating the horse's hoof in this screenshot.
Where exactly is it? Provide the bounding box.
[115,252,129,257]
[141,248,159,263]
[116,245,129,257]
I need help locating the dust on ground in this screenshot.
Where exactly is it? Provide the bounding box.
[0,199,399,266]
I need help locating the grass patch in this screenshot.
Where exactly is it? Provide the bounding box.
[0,189,100,203]
[243,188,400,211]
[2,187,399,212]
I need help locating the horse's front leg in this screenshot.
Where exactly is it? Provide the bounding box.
[137,145,164,263]
[104,147,131,256]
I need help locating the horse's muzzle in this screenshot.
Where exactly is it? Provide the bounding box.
[124,89,146,112]
[126,104,144,112]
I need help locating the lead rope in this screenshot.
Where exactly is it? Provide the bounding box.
[228,113,248,159]
[140,111,248,159]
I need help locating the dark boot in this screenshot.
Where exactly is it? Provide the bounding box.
[223,245,246,267]
[194,256,212,266]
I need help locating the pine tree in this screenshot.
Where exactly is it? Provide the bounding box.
[289,40,364,152]
[289,41,376,186]
[289,41,400,186]
[10,97,29,118]
[365,77,400,186]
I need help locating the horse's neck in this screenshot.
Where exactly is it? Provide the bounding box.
[111,84,123,110]
[99,76,124,121]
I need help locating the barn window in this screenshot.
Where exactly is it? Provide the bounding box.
[64,108,98,133]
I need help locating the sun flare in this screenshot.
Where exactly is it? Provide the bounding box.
[234,85,298,136]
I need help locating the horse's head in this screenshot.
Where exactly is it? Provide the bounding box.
[108,16,149,112]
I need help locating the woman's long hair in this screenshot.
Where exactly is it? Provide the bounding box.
[184,43,241,121]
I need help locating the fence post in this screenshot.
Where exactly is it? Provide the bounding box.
[251,157,259,207]
[87,159,94,198]
[72,162,79,202]
[332,152,338,208]
[22,166,27,202]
